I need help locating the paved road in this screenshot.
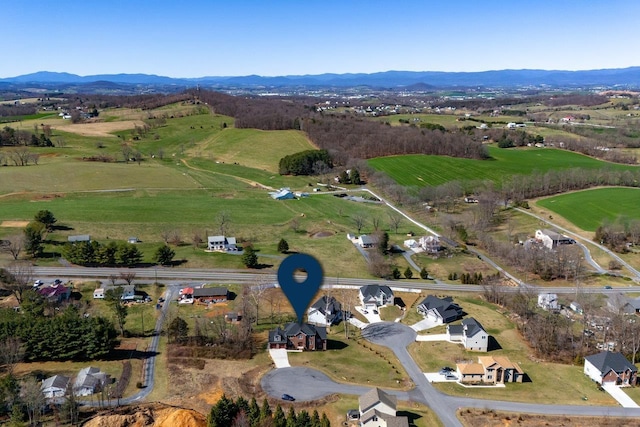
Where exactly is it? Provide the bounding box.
[516,207,640,281]
[261,321,640,426]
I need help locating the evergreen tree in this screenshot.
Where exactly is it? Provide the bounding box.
[154,244,175,266]
[285,407,297,427]
[235,396,249,415]
[311,410,321,427]
[351,169,361,185]
[420,267,429,280]
[248,397,261,427]
[378,232,389,255]
[208,394,238,427]
[167,316,189,343]
[404,267,413,279]
[392,267,401,280]
[242,246,258,269]
[296,410,311,427]
[273,405,286,427]
[23,222,44,258]
[259,398,272,420]
[33,210,56,231]
[320,413,331,427]
[277,238,289,254]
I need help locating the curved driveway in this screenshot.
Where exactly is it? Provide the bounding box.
[261,322,640,427]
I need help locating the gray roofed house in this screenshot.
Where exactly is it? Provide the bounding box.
[67,234,91,243]
[267,322,327,351]
[307,295,342,326]
[357,235,376,248]
[207,235,238,251]
[358,388,408,427]
[416,295,463,324]
[584,350,638,385]
[41,375,70,399]
[74,367,110,396]
[359,285,394,309]
[447,317,489,352]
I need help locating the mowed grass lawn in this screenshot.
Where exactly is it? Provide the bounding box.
[368,146,639,187]
[409,296,618,406]
[536,187,640,231]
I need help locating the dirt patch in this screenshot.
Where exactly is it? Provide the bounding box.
[0,221,29,228]
[458,408,640,427]
[30,193,64,202]
[309,231,334,238]
[82,403,206,427]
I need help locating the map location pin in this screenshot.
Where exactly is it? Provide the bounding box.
[277,253,324,324]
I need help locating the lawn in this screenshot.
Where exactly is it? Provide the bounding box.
[536,187,640,231]
[368,146,639,187]
[408,295,619,406]
[288,333,412,390]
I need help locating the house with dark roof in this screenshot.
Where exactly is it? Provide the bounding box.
[37,283,71,304]
[307,295,342,326]
[416,295,463,324]
[359,285,394,310]
[358,388,409,427]
[584,351,638,385]
[534,229,574,250]
[267,322,327,351]
[357,235,376,248]
[193,287,228,303]
[41,375,70,399]
[447,317,489,352]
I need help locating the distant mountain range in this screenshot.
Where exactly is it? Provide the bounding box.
[2,67,640,91]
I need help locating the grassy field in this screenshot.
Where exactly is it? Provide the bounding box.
[368,145,639,187]
[536,187,640,231]
[408,295,620,406]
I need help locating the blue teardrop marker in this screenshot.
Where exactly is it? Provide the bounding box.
[277,253,324,324]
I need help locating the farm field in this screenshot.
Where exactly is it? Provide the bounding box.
[368,145,639,187]
[536,187,640,231]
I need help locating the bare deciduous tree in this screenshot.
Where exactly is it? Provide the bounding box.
[216,211,231,236]
[1,235,23,260]
[371,216,381,232]
[353,213,366,234]
[387,213,403,234]
[3,261,34,304]
[119,272,136,286]
[21,376,45,426]
[0,337,24,374]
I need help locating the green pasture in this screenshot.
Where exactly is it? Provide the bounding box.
[368,145,639,187]
[189,128,315,173]
[536,187,640,231]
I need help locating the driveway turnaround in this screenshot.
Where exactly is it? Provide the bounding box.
[268,349,291,368]
[603,384,640,408]
[261,321,640,426]
[355,305,382,323]
[348,317,368,330]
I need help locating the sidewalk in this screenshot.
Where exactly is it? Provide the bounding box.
[268,348,291,368]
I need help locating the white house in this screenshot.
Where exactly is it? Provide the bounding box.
[207,235,238,251]
[93,288,105,299]
[307,295,342,326]
[74,367,109,396]
[41,375,70,399]
[357,235,376,248]
[534,229,574,250]
[537,293,559,311]
[359,285,394,310]
[95,285,135,300]
[416,295,463,324]
[584,351,638,385]
[447,318,489,352]
[358,388,408,427]
[418,235,440,253]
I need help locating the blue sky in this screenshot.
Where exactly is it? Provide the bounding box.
[3,1,639,78]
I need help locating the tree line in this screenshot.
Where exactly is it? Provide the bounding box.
[278,149,333,175]
[0,303,117,362]
[62,241,144,266]
[208,394,330,427]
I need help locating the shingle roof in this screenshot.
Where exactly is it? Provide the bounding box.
[586,351,638,374]
[478,356,524,373]
[360,285,393,299]
[418,295,463,320]
[310,296,342,315]
[457,362,485,375]
[359,387,397,414]
[193,287,228,298]
[461,317,486,337]
[268,327,286,344]
[283,322,327,340]
[41,375,70,391]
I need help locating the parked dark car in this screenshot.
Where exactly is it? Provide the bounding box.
[281,394,295,401]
